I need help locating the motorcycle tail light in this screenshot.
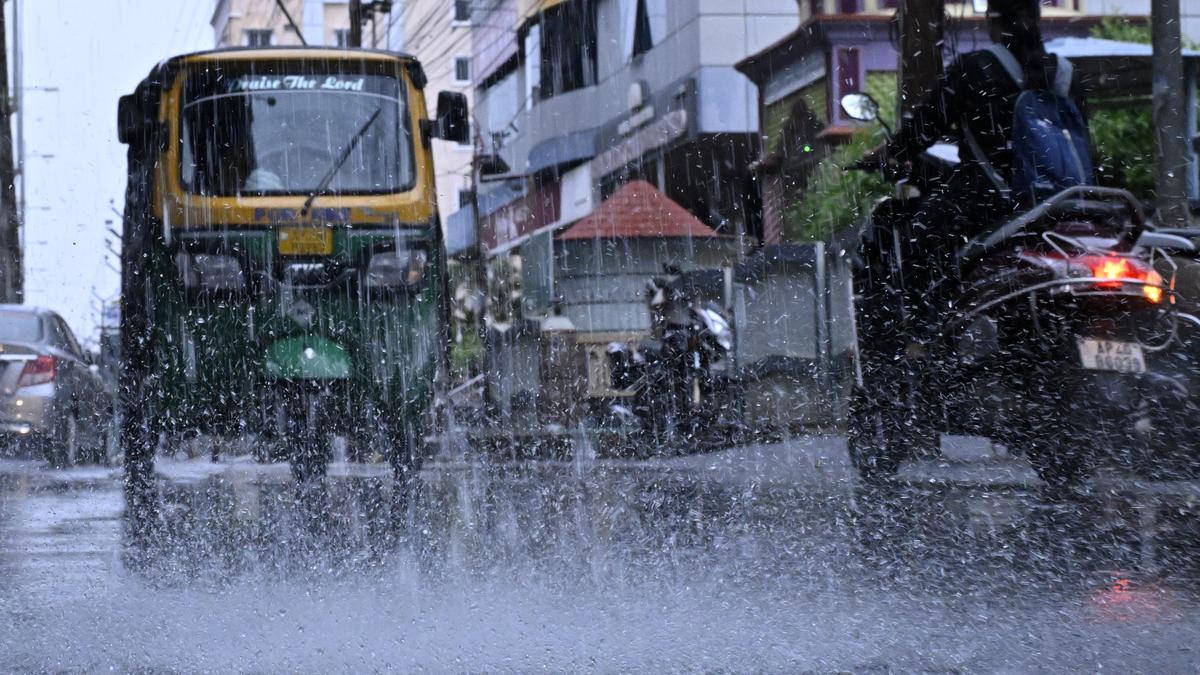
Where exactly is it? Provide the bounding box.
[18,355,56,387]
[1075,255,1163,304]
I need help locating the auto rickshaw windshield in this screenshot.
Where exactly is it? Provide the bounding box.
[179,65,415,197]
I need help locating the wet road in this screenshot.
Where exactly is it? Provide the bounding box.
[3,437,1200,672]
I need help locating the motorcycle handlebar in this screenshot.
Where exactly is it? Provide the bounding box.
[845,157,902,179]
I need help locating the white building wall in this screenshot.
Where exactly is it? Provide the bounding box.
[302,0,325,45]
[402,0,477,225]
[212,0,350,48]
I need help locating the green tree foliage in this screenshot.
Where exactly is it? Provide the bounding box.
[783,76,895,242]
[784,129,889,242]
[1088,18,1157,199]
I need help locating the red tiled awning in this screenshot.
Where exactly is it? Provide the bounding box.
[556,180,719,241]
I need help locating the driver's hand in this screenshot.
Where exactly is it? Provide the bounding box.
[858,144,910,176]
[859,143,890,168]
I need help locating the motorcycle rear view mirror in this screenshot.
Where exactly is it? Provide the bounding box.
[840,93,880,123]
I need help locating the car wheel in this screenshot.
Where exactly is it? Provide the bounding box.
[76,409,110,465]
[288,386,331,483]
[47,411,80,468]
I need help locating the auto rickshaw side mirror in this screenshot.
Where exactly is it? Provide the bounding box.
[118,93,167,149]
[433,91,470,145]
[117,94,136,144]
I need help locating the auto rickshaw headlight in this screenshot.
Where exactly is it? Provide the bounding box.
[365,249,427,289]
[176,253,245,292]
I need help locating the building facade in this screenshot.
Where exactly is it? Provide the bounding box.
[399,0,477,233]
[464,0,800,257]
[211,0,398,50]
[459,0,801,259]
[451,0,800,405]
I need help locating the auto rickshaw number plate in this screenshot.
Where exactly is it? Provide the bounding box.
[278,227,333,256]
[1077,338,1146,373]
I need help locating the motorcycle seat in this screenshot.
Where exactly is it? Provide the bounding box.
[958,186,1144,265]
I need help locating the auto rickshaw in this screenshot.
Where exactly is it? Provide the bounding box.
[116,47,466,501]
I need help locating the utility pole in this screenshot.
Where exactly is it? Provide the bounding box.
[896,0,945,121]
[349,0,363,48]
[274,0,307,46]
[13,0,21,258]
[1151,0,1190,227]
[0,0,21,303]
[469,131,487,343]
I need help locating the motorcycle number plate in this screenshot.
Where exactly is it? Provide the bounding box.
[1077,339,1146,373]
[278,227,333,256]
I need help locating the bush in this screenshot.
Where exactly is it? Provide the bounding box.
[783,129,890,242]
[1088,18,1157,200]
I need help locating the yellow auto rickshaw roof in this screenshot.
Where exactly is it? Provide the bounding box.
[169,46,417,68]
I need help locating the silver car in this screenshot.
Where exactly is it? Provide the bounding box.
[0,305,110,465]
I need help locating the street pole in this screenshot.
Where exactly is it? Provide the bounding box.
[470,134,487,344]
[0,0,21,302]
[1151,0,1190,227]
[349,0,363,48]
[13,0,21,258]
[896,0,945,120]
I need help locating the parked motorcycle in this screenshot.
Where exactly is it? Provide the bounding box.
[608,272,734,449]
[839,93,1195,486]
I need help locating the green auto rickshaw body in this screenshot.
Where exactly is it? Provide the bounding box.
[117,48,449,462]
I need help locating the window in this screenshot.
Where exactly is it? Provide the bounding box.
[452,0,471,24]
[458,188,474,209]
[622,0,666,59]
[632,0,653,57]
[51,317,83,358]
[538,0,598,100]
[0,311,43,342]
[837,0,860,13]
[333,29,350,47]
[524,24,541,108]
[484,70,519,137]
[809,0,823,15]
[454,56,472,84]
[244,29,273,47]
[836,47,861,116]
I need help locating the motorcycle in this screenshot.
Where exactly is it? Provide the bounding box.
[838,92,1196,485]
[608,272,735,450]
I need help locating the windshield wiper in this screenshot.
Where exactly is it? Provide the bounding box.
[301,107,383,217]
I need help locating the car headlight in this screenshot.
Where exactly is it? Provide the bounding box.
[176,253,245,292]
[365,249,427,289]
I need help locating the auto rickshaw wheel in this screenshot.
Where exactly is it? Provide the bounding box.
[387,417,424,479]
[386,413,427,520]
[283,384,333,484]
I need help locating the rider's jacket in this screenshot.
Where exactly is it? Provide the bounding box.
[885,46,1089,178]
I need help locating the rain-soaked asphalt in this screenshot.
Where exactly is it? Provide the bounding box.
[2,436,1200,672]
